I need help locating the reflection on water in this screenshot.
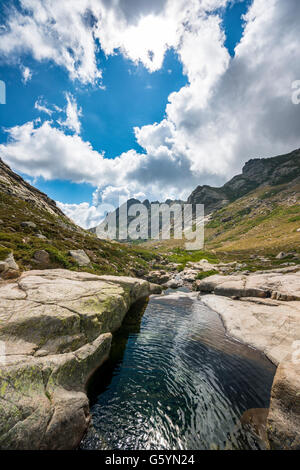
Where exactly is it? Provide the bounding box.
[84,290,276,450]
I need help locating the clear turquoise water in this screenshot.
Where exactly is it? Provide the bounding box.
[84,290,276,450]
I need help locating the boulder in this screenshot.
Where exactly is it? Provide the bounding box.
[21,221,37,229]
[276,252,294,260]
[35,234,48,240]
[163,278,183,289]
[0,262,8,273]
[1,269,20,280]
[0,269,161,449]
[5,253,19,270]
[144,270,170,285]
[0,253,19,279]
[33,250,50,264]
[69,249,91,267]
[180,269,199,282]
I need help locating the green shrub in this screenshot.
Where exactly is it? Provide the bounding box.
[168,248,218,268]
[0,246,10,260]
[46,247,73,268]
[288,215,300,223]
[196,270,219,280]
[206,219,220,229]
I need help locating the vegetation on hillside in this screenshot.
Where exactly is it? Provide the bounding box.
[205,179,300,255]
[0,190,158,276]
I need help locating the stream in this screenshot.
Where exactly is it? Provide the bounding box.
[82,288,276,450]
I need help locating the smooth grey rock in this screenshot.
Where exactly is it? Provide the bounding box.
[200,294,300,365]
[4,253,19,270]
[195,271,300,301]
[0,269,158,450]
[69,249,91,266]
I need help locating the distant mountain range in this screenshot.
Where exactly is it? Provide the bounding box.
[91,148,300,243]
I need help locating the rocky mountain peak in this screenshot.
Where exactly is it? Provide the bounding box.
[188,149,300,213]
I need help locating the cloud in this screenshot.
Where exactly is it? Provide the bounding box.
[1,0,300,226]
[34,98,53,115]
[0,1,102,84]
[0,0,230,82]
[56,201,107,229]
[0,120,104,182]
[57,93,82,134]
[34,93,82,133]
[132,0,300,180]
[21,65,32,83]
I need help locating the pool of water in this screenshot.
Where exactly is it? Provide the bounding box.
[83,290,276,450]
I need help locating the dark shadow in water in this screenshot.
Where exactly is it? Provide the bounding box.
[86,298,149,406]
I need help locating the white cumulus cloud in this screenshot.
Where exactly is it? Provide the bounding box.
[0,0,230,82]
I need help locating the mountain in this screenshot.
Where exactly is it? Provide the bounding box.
[1,147,299,275]
[0,158,158,277]
[188,148,300,213]
[92,149,300,253]
[92,197,186,241]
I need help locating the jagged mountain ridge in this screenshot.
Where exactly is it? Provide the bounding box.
[187,149,300,214]
[188,149,300,213]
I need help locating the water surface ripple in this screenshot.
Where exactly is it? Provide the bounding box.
[85,290,276,450]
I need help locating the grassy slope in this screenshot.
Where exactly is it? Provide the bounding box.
[204,178,300,266]
[0,190,158,276]
[140,178,300,271]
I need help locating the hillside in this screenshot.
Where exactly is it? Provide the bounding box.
[1,148,299,279]
[141,149,300,266]
[203,150,300,255]
[205,176,300,253]
[0,159,158,278]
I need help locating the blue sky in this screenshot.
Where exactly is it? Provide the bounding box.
[0,0,299,227]
[0,47,188,204]
[0,1,251,204]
